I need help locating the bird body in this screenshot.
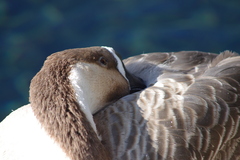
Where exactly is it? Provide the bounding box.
[95,50,240,160]
[0,104,71,160]
[0,46,142,160]
[1,48,240,160]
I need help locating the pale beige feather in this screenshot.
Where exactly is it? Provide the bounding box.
[94,50,240,160]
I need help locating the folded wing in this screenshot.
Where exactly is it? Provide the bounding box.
[94,51,240,160]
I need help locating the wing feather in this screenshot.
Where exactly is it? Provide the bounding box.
[95,50,240,160]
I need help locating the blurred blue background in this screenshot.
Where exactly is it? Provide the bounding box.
[1,0,240,121]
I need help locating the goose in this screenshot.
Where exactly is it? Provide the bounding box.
[1,48,240,160]
[94,50,240,160]
[0,46,145,160]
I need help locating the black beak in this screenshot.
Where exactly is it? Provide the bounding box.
[125,70,146,93]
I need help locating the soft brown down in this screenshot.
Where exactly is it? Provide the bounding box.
[29,47,131,160]
[94,51,240,160]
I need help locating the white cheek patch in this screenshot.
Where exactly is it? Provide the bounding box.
[68,64,98,137]
[101,46,128,83]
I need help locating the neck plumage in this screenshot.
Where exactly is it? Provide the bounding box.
[29,62,110,160]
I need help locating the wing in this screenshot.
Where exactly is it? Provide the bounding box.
[94,51,240,160]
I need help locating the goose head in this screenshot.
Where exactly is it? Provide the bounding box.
[29,46,144,160]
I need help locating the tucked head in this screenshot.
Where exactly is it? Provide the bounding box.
[31,46,131,112]
[68,46,131,114]
[30,46,144,135]
[25,46,146,160]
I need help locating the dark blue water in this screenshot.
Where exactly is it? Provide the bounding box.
[1,0,240,121]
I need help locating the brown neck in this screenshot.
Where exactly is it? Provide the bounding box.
[29,60,110,160]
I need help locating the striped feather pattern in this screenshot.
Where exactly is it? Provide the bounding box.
[94,51,240,160]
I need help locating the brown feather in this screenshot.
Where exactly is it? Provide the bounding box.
[95,50,240,160]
